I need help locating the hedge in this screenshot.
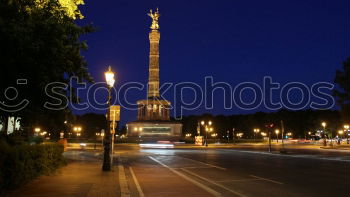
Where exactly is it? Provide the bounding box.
[0,142,66,191]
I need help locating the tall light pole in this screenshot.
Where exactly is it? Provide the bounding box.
[103,66,115,171]
[344,124,349,144]
[253,129,260,142]
[275,129,280,143]
[322,121,327,146]
[200,120,213,147]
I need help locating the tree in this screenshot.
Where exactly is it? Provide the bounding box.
[0,0,93,138]
[334,58,350,122]
[76,113,107,139]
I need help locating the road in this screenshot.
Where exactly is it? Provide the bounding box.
[113,144,350,197]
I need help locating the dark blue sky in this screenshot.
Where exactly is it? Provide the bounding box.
[75,0,350,126]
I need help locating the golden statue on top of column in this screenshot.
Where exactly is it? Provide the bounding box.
[148,8,160,30]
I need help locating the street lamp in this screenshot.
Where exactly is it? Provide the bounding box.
[211,133,218,143]
[321,122,327,146]
[275,129,280,143]
[253,128,260,142]
[338,130,344,135]
[34,127,41,136]
[73,126,82,132]
[344,124,350,144]
[200,120,213,147]
[103,66,115,171]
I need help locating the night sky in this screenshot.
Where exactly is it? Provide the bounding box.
[75,0,350,126]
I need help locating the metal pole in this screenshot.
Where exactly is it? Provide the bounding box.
[281,120,286,153]
[232,128,235,145]
[111,110,116,156]
[227,130,229,143]
[102,87,112,171]
[268,131,272,152]
[205,127,208,147]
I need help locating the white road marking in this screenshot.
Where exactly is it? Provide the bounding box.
[215,178,261,183]
[177,166,214,170]
[129,166,145,197]
[223,149,350,162]
[148,156,222,197]
[250,175,284,185]
[179,156,227,170]
[118,165,131,197]
[181,168,247,197]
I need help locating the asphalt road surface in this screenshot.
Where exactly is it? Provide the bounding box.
[113,144,350,197]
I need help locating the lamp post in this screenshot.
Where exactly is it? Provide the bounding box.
[338,130,344,145]
[34,127,41,136]
[200,120,212,147]
[103,66,115,171]
[321,122,327,146]
[275,129,280,143]
[253,129,260,142]
[73,126,82,141]
[344,124,349,144]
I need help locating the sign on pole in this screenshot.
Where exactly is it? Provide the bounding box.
[109,105,120,134]
[109,105,120,121]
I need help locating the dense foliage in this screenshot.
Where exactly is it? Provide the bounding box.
[179,109,342,139]
[334,58,350,122]
[0,0,93,138]
[0,142,65,191]
[76,113,107,139]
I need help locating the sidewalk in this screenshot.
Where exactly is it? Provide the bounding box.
[5,160,120,197]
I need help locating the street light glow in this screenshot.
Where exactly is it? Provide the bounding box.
[105,66,115,88]
[73,126,82,132]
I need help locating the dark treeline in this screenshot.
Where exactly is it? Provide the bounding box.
[178,109,343,139]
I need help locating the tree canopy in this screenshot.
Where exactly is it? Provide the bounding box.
[179,109,341,139]
[334,58,350,122]
[0,0,93,137]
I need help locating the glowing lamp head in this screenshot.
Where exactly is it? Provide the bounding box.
[201,121,205,125]
[208,121,212,126]
[105,66,115,88]
[275,129,280,134]
[321,122,326,128]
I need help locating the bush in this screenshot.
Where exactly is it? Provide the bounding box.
[0,142,65,191]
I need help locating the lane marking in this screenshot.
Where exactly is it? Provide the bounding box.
[179,156,226,170]
[175,166,214,170]
[148,156,222,197]
[216,178,261,183]
[129,167,145,197]
[181,168,247,197]
[118,165,131,197]
[223,149,350,163]
[250,175,283,185]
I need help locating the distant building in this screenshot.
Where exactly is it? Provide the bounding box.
[127,9,182,142]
